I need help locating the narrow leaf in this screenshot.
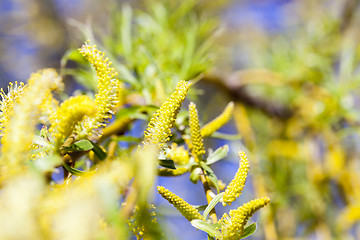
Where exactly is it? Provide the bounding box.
[210,132,241,140]
[190,219,221,238]
[74,139,94,151]
[240,223,257,239]
[89,141,107,161]
[62,139,93,152]
[212,223,221,229]
[112,135,142,143]
[192,205,208,211]
[32,155,62,172]
[116,105,157,120]
[203,192,225,219]
[158,160,176,169]
[206,145,229,165]
[32,135,53,149]
[200,161,219,192]
[189,167,201,183]
[63,162,96,176]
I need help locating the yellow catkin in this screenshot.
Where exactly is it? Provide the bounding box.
[220,197,270,240]
[49,95,97,146]
[158,167,188,176]
[0,69,63,179]
[0,81,26,142]
[143,80,191,148]
[201,101,234,138]
[157,186,204,221]
[79,41,123,135]
[167,143,190,165]
[189,102,205,158]
[128,204,157,239]
[39,92,59,124]
[222,151,250,206]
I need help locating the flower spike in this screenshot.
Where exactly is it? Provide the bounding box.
[220,197,270,240]
[189,102,205,159]
[201,101,234,138]
[49,95,97,146]
[143,80,191,148]
[222,151,250,206]
[0,69,62,179]
[79,41,123,135]
[167,143,190,165]
[157,186,204,221]
[0,81,26,142]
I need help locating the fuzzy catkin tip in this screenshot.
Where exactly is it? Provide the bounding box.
[79,41,123,134]
[221,197,270,240]
[0,81,26,141]
[49,95,97,145]
[167,143,190,165]
[201,101,234,138]
[157,186,204,221]
[143,80,191,148]
[222,151,250,206]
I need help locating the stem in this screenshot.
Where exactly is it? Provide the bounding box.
[200,171,217,223]
[121,184,138,219]
[107,137,118,159]
[62,154,74,184]
[98,117,132,143]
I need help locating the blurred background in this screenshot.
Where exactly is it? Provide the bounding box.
[1,0,360,239]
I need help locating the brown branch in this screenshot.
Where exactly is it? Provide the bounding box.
[340,0,359,32]
[202,72,293,120]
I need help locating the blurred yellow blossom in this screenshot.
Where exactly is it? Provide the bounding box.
[201,101,234,138]
[49,95,97,146]
[143,80,191,148]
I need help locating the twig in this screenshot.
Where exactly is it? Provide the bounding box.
[200,172,217,223]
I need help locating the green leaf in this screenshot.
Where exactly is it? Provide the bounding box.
[240,223,257,239]
[190,219,221,238]
[32,155,62,173]
[200,161,219,192]
[90,141,107,161]
[158,160,176,169]
[74,139,94,151]
[116,105,158,120]
[63,162,96,176]
[32,135,52,149]
[62,139,93,152]
[192,205,208,211]
[203,192,225,220]
[206,145,229,165]
[210,132,242,141]
[61,49,87,69]
[211,223,221,229]
[189,167,201,183]
[112,135,142,143]
[61,140,107,161]
[121,4,133,60]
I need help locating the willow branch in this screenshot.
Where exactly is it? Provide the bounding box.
[202,72,293,119]
[200,172,217,223]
